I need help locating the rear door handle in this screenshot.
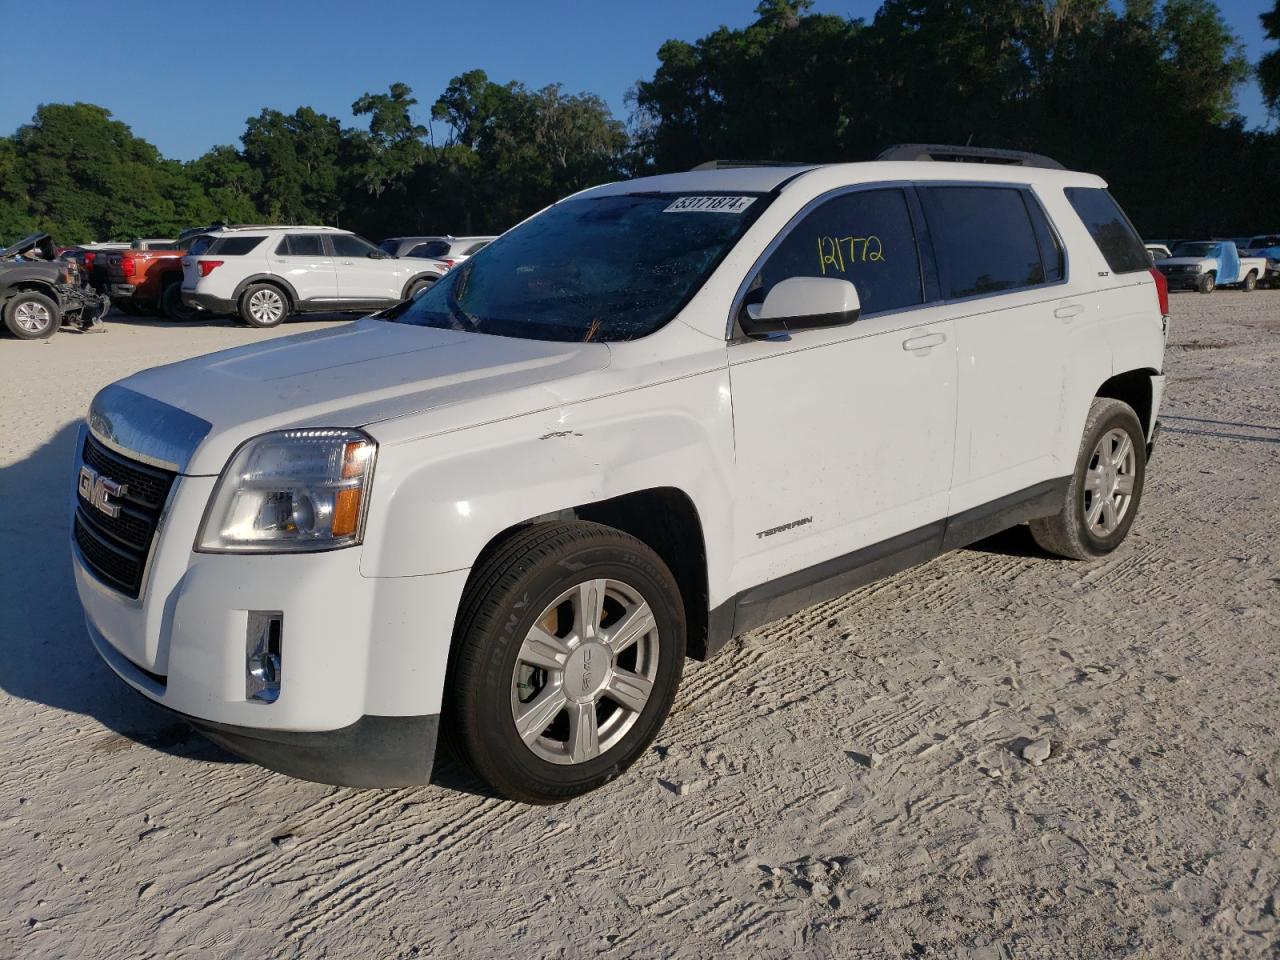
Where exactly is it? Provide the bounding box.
[1054,303,1084,320]
[902,332,946,352]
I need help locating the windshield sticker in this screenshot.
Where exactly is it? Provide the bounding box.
[663,195,757,214]
[818,235,884,274]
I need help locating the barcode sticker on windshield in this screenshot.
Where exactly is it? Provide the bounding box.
[663,195,757,214]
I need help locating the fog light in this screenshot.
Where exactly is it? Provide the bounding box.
[246,611,283,703]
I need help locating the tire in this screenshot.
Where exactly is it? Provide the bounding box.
[447,520,686,804]
[1241,271,1257,292]
[1197,272,1215,294]
[1030,397,1147,561]
[405,277,437,300]
[4,291,60,340]
[238,283,289,327]
[160,282,197,320]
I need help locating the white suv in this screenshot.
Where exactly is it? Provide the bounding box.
[75,147,1168,803]
[181,226,446,327]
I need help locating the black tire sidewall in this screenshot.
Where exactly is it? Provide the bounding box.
[4,291,60,339]
[457,534,685,802]
[239,284,288,327]
[1199,274,1215,294]
[406,277,436,299]
[1070,405,1146,555]
[161,283,195,320]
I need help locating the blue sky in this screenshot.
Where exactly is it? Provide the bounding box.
[0,0,1272,160]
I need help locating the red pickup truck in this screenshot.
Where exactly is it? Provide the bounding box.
[105,238,195,319]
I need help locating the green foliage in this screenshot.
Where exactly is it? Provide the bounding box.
[0,2,1275,247]
[1261,2,1280,116]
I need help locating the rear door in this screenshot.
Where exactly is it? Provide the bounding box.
[329,233,403,304]
[267,234,339,304]
[917,184,1074,515]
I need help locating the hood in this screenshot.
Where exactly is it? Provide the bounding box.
[1156,257,1211,267]
[0,232,54,260]
[110,318,611,474]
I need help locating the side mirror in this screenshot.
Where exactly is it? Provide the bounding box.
[367,250,389,259]
[740,276,861,338]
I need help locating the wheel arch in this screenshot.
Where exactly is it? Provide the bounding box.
[401,271,442,300]
[1096,368,1157,438]
[232,273,298,306]
[5,280,60,303]
[465,488,712,663]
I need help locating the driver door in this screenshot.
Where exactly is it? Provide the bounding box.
[728,185,957,592]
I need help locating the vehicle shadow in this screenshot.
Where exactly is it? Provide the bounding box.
[963,524,1050,558]
[0,420,491,795]
[0,420,236,764]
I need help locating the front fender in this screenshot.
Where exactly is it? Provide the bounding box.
[358,369,736,604]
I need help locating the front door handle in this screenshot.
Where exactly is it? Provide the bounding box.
[1054,303,1085,321]
[902,332,946,352]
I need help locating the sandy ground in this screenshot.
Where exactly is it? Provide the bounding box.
[1,296,1278,960]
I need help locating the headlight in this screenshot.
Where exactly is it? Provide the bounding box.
[197,429,377,553]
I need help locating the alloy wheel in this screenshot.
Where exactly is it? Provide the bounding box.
[1083,427,1137,537]
[510,578,660,765]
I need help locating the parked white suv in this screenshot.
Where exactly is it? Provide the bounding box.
[181,226,446,327]
[74,146,1168,803]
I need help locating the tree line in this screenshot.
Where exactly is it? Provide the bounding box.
[1,0,1278,247]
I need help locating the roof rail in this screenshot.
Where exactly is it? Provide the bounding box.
[691,160,814,171]
[876,143,1065,170]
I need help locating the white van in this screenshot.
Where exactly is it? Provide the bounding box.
[74,146,1168,803]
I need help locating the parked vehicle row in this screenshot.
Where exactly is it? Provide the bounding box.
[74,146,1171,802]
[1151,239,1269,294]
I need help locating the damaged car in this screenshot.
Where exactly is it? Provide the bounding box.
[0,233,110,338]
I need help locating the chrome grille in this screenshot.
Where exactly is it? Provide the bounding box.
[75,434,176,598]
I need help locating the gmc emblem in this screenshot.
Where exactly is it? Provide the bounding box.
[78,465,128,519]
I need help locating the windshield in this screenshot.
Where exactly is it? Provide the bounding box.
[1171,242,1217,258]
[382,192,769,342]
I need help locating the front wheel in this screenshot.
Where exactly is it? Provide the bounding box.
[238,284,289,327]
[1030,398,1147,560]
[447,521,686,804]
[1197,272,1216,294]
[4,291,60,339]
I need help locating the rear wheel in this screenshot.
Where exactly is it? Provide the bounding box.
[238,283,289,327]
[447,521,686,804]
[405,277,437,300]
[1030,398,1146,560]
[4,291,60,339]
[1242,271,1257,292]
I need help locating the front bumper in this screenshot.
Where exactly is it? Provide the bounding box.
[182,290,236,314]
[90,621,437,786]
[1160,272,1202,290]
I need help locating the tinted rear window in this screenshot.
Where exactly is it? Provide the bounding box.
[408,241,451,259]
[208,235,266,256]
[920,186,1048,298]
[1064,188,1148,274]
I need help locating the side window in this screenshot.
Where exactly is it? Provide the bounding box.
[750,188,924,316]
[463,241,491,255]
[1063,187,1149,274]
[919,186,1047,298]
[1025,192,1065,283]
[330,234,378,257]
[409,240,451,259]
[283,234,325,256]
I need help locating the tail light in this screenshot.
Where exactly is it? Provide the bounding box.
[1149,267,1169,316]
[197,260,224,278]
[442,259,456,270]
[120,254,136,278]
